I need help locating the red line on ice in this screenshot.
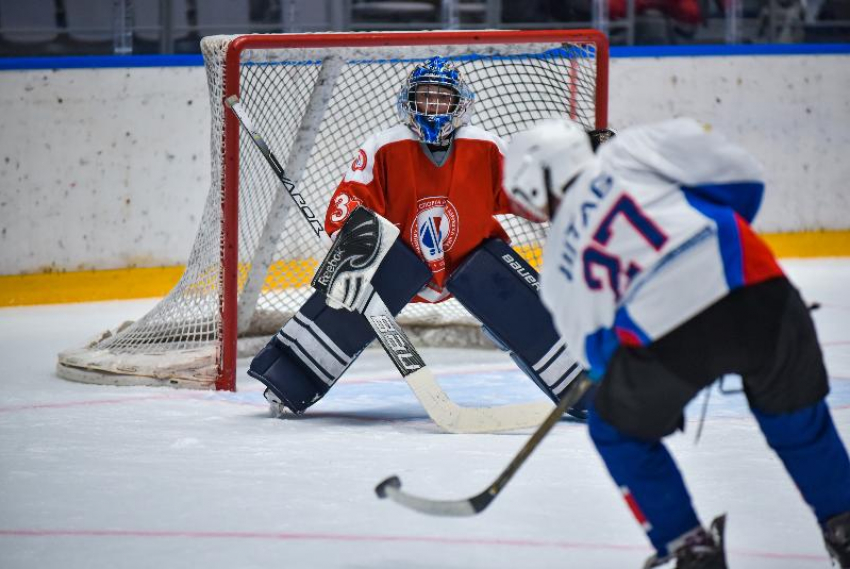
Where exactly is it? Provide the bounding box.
[0,528,829,562]
[0,393,199,413]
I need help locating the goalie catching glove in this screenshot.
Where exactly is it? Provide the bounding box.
[312,206,400,312]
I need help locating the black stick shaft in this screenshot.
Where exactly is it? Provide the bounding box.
[225,95,329,245]
[484,375,592,497]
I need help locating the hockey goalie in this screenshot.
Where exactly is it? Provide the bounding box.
[248,56,603,421]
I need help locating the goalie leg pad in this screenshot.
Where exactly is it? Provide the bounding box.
[446,239,592,413]
[249,240,432,412]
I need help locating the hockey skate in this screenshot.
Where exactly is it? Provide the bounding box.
[264,388,294,418]
[643,515,727,569]
[824,511,850,568]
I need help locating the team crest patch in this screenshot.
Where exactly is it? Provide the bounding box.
[351,149,367,171]
[410,197,459,273]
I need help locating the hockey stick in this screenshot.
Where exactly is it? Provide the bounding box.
[226,95,556,433]
[375,374,594,516]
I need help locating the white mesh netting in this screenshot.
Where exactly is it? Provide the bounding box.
[57,32,605,389]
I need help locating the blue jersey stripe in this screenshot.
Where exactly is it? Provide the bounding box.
[683,190,744,289]
[584,327,620,380]
[682,181,765,223]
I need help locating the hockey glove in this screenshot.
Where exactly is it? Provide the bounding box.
[312,206,400,313]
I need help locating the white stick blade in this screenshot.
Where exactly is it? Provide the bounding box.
[404,367,554,434]
[375,476,478,517]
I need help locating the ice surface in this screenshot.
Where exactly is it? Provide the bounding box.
[0,259,848,568]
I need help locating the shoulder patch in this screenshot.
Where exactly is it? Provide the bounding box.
[343,126,416,185]
[351,149,367,171]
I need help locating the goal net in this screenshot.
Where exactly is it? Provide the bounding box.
[57,30,609,391]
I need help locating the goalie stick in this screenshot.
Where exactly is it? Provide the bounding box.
[226,95,557,434]
[375,374,594,516]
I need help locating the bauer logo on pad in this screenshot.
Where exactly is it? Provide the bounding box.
[501,253,541,292]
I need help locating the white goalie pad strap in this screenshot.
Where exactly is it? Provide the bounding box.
[275,332,334,385]
[414,281,452,303]
[276,314,352,385]
[533,341,583,396]
[292,313,351,363]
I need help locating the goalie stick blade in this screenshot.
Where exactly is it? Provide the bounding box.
[365,293,555,434]
[404,367,555,434]
[375,476,487,517]
[362,297,556,434]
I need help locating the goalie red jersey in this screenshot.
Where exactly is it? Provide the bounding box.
[325,123,517,302]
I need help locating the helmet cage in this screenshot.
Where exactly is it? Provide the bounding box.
[397,57,474,145]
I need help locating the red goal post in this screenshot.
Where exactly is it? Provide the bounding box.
[56,30,609,392]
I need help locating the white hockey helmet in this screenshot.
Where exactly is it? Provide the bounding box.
[503,119,595,222]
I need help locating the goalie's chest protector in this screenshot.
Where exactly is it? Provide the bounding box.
[327,125,510,291]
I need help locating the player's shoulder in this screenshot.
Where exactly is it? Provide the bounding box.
[343,125,415,183]
[603,117,760,185]
[361,124,418,154]
[601,117,708,164]
[610,117,704,149]
[455,125,506,154]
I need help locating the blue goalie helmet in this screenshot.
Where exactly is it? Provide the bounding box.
[396,56,474,145]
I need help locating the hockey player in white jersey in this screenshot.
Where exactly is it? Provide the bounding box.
[503,118,850,568]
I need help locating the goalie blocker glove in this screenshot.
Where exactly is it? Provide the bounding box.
[312,206,400,313]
